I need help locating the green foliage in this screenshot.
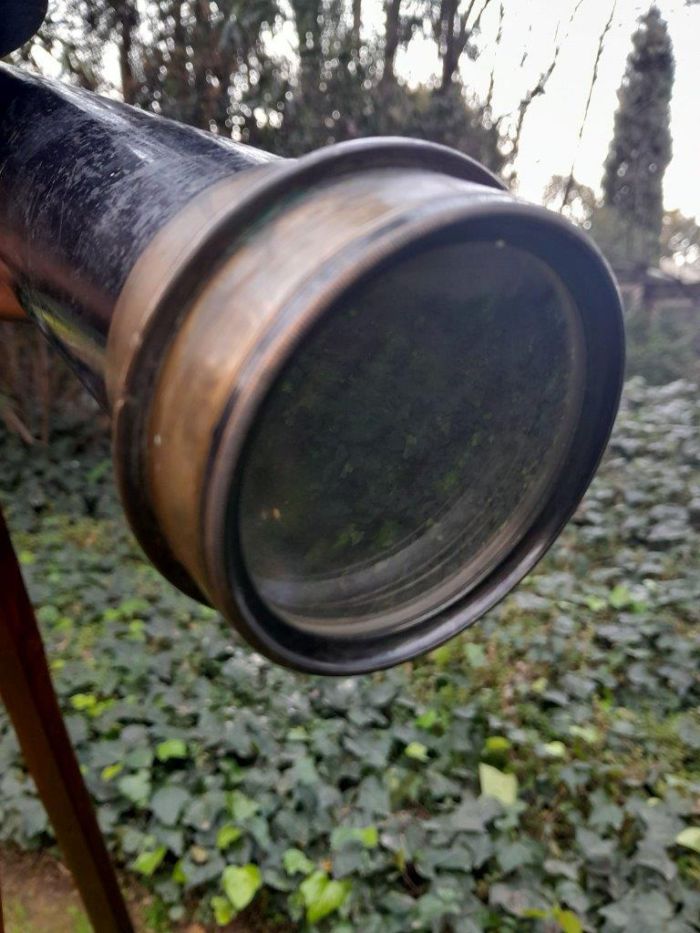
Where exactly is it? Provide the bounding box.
[221,863,263,913]
[210,894,235,926]
[283,848,315,876]
[132,846,167,877]
[299,871,351,924]
[624,302,700,386]
[601,6,675,266]
[331,825,378,850]
[543,175,598,227]
[478,764,518,806]
[661,209,700,270]
[525,905,583,933]
[404,741,429,762]
[25,1,505,173]
[155,738,188,762]
[675,827,700,854]
[1,376,699,928]
[216,824,243,850]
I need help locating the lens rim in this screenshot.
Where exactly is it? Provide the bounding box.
[109,139,505,605]
[237,242,587,637]
[207,205,624,675]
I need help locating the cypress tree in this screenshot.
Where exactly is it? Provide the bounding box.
[601,6,674,267]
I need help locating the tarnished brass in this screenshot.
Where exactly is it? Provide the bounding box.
[0,64,624,674]
[142,168,510,600]
[103,142,623,674]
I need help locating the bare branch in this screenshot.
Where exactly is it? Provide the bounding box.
[474,0,495,30]
[561,1,617,211]
[509,0,588,171]
[485,1,504,115]
[440,0,493,91]
[352,0,362,47]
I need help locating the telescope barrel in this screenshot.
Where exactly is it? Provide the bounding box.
[0,64,273,400]
[0,65,625,674]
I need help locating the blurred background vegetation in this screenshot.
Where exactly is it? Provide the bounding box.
[1,0,700,443]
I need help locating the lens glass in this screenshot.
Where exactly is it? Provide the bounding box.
[238,241,584,634]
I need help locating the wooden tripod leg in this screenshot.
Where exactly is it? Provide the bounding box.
[0,506,134,932]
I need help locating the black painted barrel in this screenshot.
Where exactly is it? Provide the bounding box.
[0,65,625,674]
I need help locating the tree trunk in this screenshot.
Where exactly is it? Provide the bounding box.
[352,0,362,48]
[382,0,401,86]
[118,3,137,105]
[440,0,458,91]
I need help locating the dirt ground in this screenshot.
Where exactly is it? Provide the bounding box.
[1,847,92,932]
[0,847,273,933]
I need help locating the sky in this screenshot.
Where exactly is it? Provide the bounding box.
[38,0,699,218]
[383,0,700,218]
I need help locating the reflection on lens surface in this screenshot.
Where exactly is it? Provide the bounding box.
[238,241,584,634]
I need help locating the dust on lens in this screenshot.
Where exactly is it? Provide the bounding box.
[237,241,584,635]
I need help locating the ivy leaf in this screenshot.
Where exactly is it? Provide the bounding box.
[70,693,97,712]
[404,741,429,762]
[117,771,151,807]
[211,895,234,926]
[553,908,584,933]
[584,595,606,612]
[484,736,511,754]
[599,890,673,931]
[299,871,326,908]
[228,790,259,823]
[464,642,486,667]
[222,864,263,913]
[300,871,351,924]
[542,741,567,759]
[100,763,123,782]
[216,824,243,850]
[283,848,315,876]
[569,724,600,744]
[331,826,379,850]
[479,764,518,806]
[151,786,190,826]
[132,846,167,878]
[675,827,700,854]
[156,738,188,762]
[609,584,632,609]
[415,709,439,729]
[497,840,538,873]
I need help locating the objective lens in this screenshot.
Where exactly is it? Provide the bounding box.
[238,240,584,636]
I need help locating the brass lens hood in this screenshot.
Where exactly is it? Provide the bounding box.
[105,137,623,674]
[107,139,505,599]
[0,68,624,675]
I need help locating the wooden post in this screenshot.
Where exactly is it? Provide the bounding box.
[0,262,25,321]
[0,505,134,932]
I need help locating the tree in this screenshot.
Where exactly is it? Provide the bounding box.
[427,0,494,92]
[661,210,700,271]
[135,1,285,139]
[601,5,674,267]
[543,174,597,227]
[13,1,508,167]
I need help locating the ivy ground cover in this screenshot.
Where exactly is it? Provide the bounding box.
[0,377,698,931]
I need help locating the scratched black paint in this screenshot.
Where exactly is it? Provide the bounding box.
[0,0,47,57]
[0,64,274,400]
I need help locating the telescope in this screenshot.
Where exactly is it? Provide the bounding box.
[0,64,624,676]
